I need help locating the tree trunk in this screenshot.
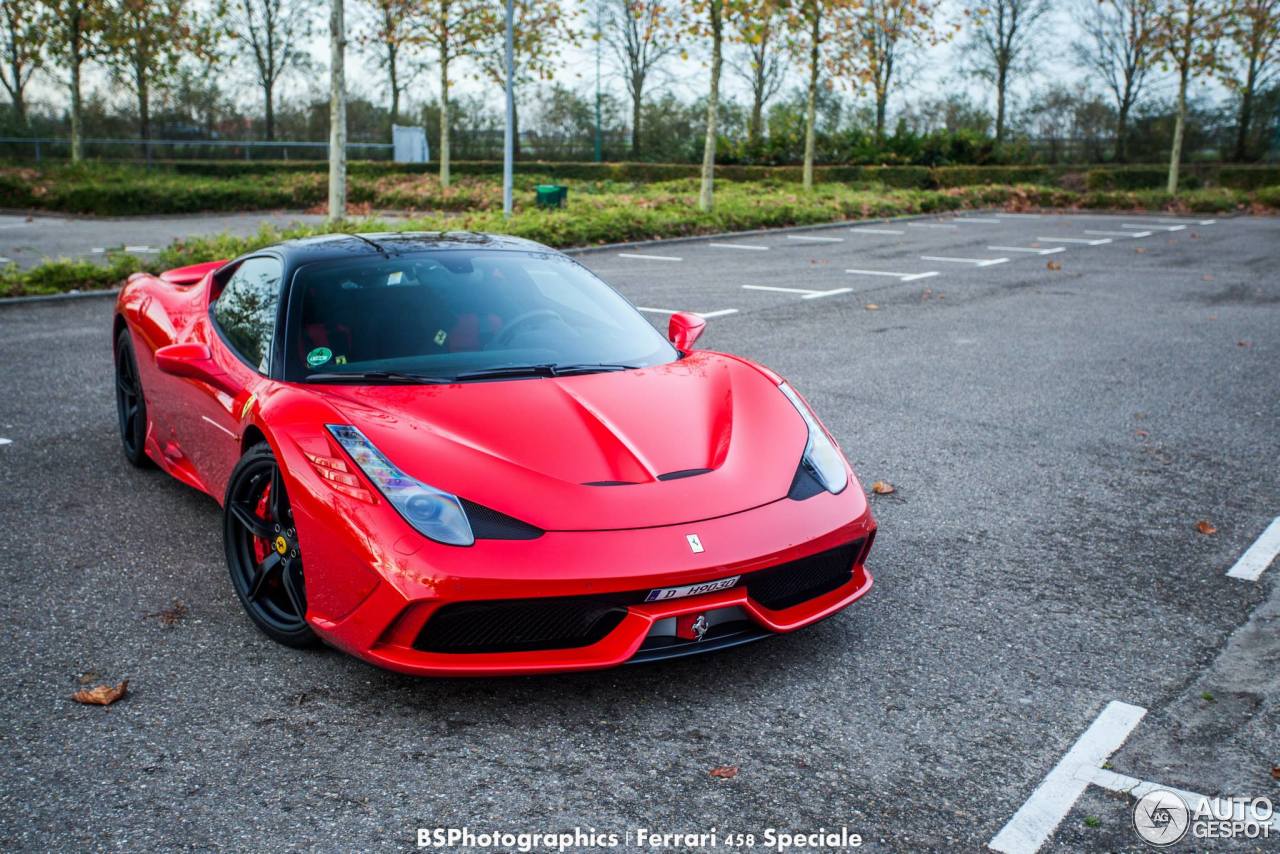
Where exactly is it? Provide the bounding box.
[70,55,83,163]
[264,80,275,140]
[748,52,764,148]
[697,0,722,213]
[802,12,819,190]
[1166,64,1188,194]
[1115,100,1130,163]
[874,88,887,144]
[388,44,400,126]
[995,64,1007,145]
[329,0,347,219]
[1233,58,1258,162]
[630,76,643,157]
[439,55,451,188]
[511,89,520,160]
[137,73,150,139]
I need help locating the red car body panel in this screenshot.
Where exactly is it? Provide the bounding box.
[115,248,876,676]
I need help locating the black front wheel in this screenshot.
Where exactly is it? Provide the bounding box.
[114,328,152,468]
[224,442,317,647]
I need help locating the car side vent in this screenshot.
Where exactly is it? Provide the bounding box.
[583,480,640,486]
[460,499,543,540]
[657,468,713,481]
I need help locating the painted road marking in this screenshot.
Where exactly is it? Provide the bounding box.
[988,246,1065,255]
[619,253,682,262]
[637,307,739,319]
[920,255,1009,267]
[1226,516,1280,581]
[786,234,844,243]
[1084,229,1151,238]
[1199,219,1217,225]
[0,257,10,264]
[845,268,939,282]
[91,247,106,254]
[1122,223,1185,232]
[908,222,959,230]
[0,438,11,446]
[1091,769,1280,832]
[1037,236,1111,245]
[124,245,158,252]
[708,242,770,251]
[989,701,1147,854]
[850,228,905,235]
[741,285,853,300]
[954,217,1003,224]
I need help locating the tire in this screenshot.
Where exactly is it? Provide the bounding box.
[223,442,318,648]
[114,328,152,468]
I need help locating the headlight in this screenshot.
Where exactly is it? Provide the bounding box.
[778,383,848,495]
[327,424,475,546]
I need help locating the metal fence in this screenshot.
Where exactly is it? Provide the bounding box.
[0,136,395,163]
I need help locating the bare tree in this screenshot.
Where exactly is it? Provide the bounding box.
[356,0,425,126]
[1074,0,1158,162]
[603,0,681,156]
[233,0,313,140]
[0,0,44,124]
[962,0,1051,144]
[1223,0,1280,160]
[39,0,108,158]
[419,0,489,187]
[730,0,784,150]
[834,0,949,143]
[691,0,727,211]
[1153,0,1224,192]
[106,0,207,141]
[786,0,849,190]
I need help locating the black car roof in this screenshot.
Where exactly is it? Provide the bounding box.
[267,231,552,266]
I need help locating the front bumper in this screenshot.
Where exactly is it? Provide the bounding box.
[299,481,875,677]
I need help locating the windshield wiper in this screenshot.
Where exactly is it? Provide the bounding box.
[452,363,638,381]
[304,370,451,384]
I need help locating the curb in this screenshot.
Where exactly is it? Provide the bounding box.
[0,287,120,306]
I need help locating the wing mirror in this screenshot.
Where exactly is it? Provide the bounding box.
[155,343,241,397]
[668,311,707,352]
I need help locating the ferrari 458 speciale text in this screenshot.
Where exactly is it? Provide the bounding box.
[113,232,876,675]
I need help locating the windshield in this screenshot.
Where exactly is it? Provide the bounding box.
[285,249,677,382]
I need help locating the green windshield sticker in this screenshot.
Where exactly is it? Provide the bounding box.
[306,347,333,367]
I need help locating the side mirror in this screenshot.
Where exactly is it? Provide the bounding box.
[668,311,707,352]
[155,343,241,397]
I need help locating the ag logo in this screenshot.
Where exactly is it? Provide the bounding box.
[686,533,704,554]
[691,614,709,641]
[1133,789,1190,847]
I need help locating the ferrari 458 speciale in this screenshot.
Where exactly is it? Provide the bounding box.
[113,232,875,675]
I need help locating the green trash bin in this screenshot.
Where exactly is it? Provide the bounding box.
[535,184,568,209]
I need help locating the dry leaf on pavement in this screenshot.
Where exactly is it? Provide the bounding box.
[1195,520,1217,536]
[73,680,128,706]
[871,481,895,495]
[1046,260,1062,271]
[709,765,738,779]
[864,304,879,311]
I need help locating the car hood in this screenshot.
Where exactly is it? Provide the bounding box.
[313,351,809,532]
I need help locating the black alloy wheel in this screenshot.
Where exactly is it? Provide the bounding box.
[224,442,317,647]
[114,329,152,467]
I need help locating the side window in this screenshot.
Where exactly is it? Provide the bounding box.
[213,257,283,373]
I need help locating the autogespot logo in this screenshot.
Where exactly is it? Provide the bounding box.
[1133,789,1190,846]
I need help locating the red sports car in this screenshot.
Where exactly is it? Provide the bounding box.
[113,232,875,675]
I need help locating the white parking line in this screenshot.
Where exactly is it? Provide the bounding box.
[908,222,958,230]
[845,268,939,282]
[1084,230,1151,238]
[636,307,739,319]
[0,256,10,264]
[786,234,844,243]
[920,255,1009,267]
[1199,219,1217,225]
[1122,223,1185,232]
[619,253,682,262]
[90,247,106,254]
[850,228,905,235]
[1226,516,1280,581]
[741,285,853,300]
[124,245,157,253]
[989,701,1147,854]
[0,438,11,446]
[1038,236,1111,245]
[988,246,1065,256]
[954,217,1003,224]
[1091,769,1280,832]
[708,242,770,251]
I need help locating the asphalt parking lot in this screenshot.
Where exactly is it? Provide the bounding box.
[1,210,1277,852]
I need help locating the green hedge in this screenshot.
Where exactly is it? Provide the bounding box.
[1085,164,1280,191]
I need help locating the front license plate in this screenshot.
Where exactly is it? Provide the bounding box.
[644,575,740,603]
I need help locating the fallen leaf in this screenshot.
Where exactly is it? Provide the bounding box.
[1135,247,1147,254]
[1189,231,1199,239]
[1135,430,1149,438]
[871,481,895,495]
[146,600,187,627]
[73,680,128,706]
[1195,520,1217,536]
[864,303,879,310]
[1271,766,1279,781]
[1237,340,1251,348]
[709,765,738,779]
[1046,260,1062,271]
[1202,274,1214,282]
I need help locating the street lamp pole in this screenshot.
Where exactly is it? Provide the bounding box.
[502,0,514,217]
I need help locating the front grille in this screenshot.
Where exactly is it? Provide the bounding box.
[746,540,862,610]
[413,538,864,654]
[414,598,626,653]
